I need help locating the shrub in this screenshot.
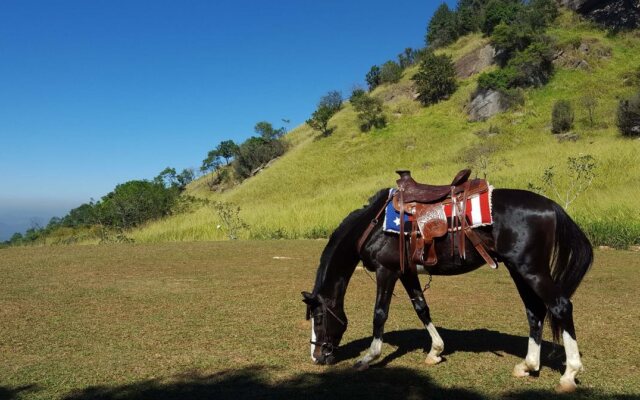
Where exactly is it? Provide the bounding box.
[552,100,574,134]
[366,65,381,91]
[616,93,640,137]
[351,93,386,132]
[581,95,598,127]
[412,52,457,106]
[379,61,403,84]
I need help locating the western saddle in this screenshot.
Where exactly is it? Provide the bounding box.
[358,169,496,274]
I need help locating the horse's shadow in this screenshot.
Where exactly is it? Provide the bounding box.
[337,327,565,372]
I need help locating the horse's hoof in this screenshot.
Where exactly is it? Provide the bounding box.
[555,380,577,393]
[425,355,442,365]
[513,362,530,378]
[354,361,369,371]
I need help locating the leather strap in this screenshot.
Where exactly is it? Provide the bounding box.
[398,188,406,274]
[357,193,393,255]
[464,228,498,269]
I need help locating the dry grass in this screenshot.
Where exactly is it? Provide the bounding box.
[1,243,638,399]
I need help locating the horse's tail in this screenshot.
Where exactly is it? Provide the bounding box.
[547,202,594,342]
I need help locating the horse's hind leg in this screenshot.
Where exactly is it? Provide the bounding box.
[514,265,583,392]
[400,272,444,365]
[354,265,398,371]
[506,264,546,377]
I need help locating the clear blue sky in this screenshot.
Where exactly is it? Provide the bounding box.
[0,0,452,240]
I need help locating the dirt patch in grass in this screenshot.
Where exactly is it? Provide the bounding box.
[1,242,638,399]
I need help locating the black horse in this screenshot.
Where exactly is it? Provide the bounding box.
[302,187,593,393]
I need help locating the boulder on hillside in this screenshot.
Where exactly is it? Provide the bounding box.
[455,44,496,79]
[467,89,507,122]
[557,0,640,30]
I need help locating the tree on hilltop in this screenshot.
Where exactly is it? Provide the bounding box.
[254,122,285,141]
[426,3,458,48]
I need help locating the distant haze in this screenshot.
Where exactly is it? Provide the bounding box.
[0,199,78,241]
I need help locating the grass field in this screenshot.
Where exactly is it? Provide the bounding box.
[1,242,639,399]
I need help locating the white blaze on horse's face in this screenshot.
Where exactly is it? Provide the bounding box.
[310,317,318,362]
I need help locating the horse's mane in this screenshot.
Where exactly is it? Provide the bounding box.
[312,189,389,295]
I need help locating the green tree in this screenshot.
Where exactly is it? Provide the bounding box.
[366,65,381,91]
[318,90,343,113]
[379,61,403,84]
[216,140,240,164]
[412,52,458,106]
[154,167,178,187]
[426,3,458,48]
[97,180,180,229]
[306,105,335,137]
[351,92,386,132]
[233,137,286,178]
[481,0,521,35]
[176,168,195,188]
[254,122,285,141]
[398,48,417,69]
[201,149,222,174]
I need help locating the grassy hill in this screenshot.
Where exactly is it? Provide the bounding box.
[133,12,640,247]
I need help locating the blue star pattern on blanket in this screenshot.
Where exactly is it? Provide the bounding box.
[383,189,412,235]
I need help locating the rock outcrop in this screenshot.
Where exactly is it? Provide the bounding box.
[558,0,640,30]
[467,89,507,122]
[455,44,495,79]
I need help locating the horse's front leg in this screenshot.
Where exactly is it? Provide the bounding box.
[400,272,444,365]
[354,266,398,371]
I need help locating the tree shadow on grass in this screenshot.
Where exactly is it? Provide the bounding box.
[336,327,565,373]
[62,366,635,400]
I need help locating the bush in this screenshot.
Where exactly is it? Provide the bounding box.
[552,100,574,134]
[351,93,386,132]
[616,93,640,137]
[412,52,457,106]
[379,61,403,84]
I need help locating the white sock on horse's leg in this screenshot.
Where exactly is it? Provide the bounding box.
[557,330,582,392]
[355,337,382,369]
[425,322,444,365]
[513,337,541,377]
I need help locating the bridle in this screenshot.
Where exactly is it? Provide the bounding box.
[306,294,346,357]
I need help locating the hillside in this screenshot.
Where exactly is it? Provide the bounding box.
[133,12,640,247]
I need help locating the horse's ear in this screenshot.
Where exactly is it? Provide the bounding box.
[301,291,317,305]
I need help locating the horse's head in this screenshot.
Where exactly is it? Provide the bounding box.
[302,291,347,365]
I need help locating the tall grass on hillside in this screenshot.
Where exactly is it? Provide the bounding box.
[134,14,640,248]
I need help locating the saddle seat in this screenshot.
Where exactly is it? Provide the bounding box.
[396,169,471,203]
